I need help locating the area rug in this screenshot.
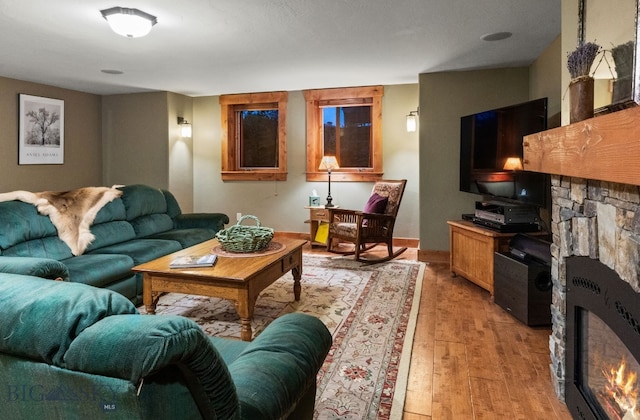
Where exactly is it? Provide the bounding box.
[139,255,424,420]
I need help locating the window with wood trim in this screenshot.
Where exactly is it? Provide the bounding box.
[304,86,383,182]
[220,92,288,181]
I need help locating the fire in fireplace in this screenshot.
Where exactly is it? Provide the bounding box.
[600,356,639,419]
[566,257,640,420]
[581,312,640,419]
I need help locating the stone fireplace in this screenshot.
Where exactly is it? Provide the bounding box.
[548,175,640,402]
[523,107,640,418]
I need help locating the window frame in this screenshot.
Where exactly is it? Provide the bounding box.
[303,86,383,182]
[220,91,288,181]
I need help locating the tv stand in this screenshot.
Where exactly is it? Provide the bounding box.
[447,220,548,295]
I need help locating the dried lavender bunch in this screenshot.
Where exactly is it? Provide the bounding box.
[567,42,600,79]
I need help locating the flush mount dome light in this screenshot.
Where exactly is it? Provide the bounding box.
[100,7,157,38]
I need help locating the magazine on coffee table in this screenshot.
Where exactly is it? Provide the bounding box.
[169,254,217,268]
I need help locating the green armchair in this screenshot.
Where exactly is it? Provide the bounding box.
[0,273,332,419]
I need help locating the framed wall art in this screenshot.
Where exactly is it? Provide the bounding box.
[19,94,64,165]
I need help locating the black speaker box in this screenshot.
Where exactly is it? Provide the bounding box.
[493,252,552,326]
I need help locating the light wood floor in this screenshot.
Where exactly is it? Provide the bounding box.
[304,244,572,420]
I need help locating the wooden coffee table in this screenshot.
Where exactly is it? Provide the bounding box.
[132,236,307,341]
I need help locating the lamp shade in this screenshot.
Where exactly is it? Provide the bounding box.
[180,124,192,138]
[503,157,523,171]
[101,7,157,38]
[319,156,340,171]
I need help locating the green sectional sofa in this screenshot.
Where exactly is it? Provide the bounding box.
[0,273,332,419]
[0,184,229,305]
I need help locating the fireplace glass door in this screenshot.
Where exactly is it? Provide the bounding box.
[579,308,640,419]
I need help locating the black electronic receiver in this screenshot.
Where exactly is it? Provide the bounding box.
[474,201,539,225]
[471,217,540,233]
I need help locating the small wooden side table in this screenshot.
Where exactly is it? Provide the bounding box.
[305,206,332,246]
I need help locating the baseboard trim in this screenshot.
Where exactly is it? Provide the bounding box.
[276,232,419,249]
[393,237,419,248]
[277,231,309,241]
[418,249,449,264]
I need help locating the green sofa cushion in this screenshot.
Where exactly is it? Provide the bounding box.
[92,197,127,224]
[90,238,182,265]
[229,313,333,419]
[130,213,174,237]
[174,213,230,231]
[119,184,177,238]
[161,189,182,219]
[65,314,239,419]
[147,228,216,248]
[2,237,73,260]
[0,200,73,260]
[0,201,58,250]
[119,184,167,220]
[61,254,134,287]
[0,274,136,366]
[0,256,69,280]
[85,220,137,252]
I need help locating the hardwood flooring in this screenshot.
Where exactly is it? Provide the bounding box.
[304,244,572,420]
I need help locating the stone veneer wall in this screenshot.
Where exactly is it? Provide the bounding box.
[548,175,640,399]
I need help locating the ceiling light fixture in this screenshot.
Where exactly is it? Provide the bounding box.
[100,7,157,38]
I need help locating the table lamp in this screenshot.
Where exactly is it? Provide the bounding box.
[319,156,340,208]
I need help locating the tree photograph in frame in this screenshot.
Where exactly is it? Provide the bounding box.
[19,94,64,165]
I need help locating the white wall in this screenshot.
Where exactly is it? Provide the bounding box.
[191,84,420,239]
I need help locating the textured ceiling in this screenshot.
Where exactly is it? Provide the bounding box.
[0,0,561,96]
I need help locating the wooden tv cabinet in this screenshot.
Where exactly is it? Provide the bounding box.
[447,220,547,295]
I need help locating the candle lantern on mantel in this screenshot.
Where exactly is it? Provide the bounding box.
[567,42,600,123]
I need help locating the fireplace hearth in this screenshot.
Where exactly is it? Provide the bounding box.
[566,257,640,420]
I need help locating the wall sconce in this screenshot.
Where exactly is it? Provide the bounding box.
[406,108,419,132]
[318,155,340,208]
[100,7,157,38]
[177,117,192,138]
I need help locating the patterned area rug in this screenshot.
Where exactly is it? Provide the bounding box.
[140,255,424,420]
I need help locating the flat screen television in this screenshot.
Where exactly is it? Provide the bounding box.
[459,98,549,208]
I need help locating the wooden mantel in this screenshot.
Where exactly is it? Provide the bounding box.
[523,106,640,186]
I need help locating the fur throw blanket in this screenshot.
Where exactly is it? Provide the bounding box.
[0,186,123,256]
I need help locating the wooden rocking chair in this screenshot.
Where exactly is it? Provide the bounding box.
[326,179,407,264]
